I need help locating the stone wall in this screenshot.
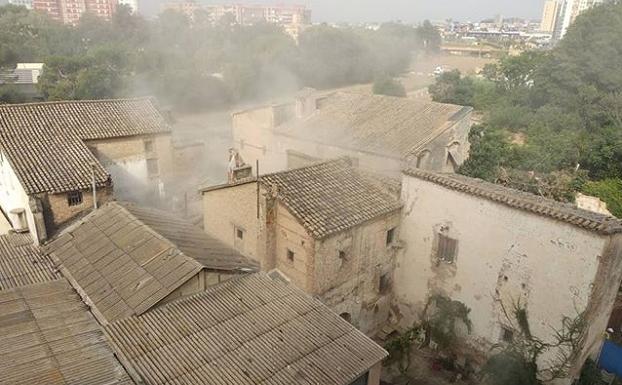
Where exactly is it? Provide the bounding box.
[44,186,113,232]
[396,173,617,382]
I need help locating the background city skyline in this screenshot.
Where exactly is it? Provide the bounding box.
[141,0,545,22]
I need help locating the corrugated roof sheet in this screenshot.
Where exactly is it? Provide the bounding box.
[404,169,622,235]
[105,273,387,385]
[261,158,403,239]
[0,279,134,385]
[0,232,60,291]
[44,202,257,324]
[0,98,171,194]
[277,92,471,159]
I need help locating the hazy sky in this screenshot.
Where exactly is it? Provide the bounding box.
[144,0,545,22]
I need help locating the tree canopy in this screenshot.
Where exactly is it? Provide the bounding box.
[429,1,622,213]
[0,5,440,110]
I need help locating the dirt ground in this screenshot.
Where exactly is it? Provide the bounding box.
[382,349,474,385]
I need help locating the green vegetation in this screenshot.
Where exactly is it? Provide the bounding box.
[429,2,622,213]
[582,178,622,217]
[0,4,440,110]
[373,76,406,97]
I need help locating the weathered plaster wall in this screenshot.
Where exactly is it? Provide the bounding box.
[396,174,609,378]
[202,182,263,264]
[232,106,472,176]
[0,150,39,241]
[315,211,401,335]
[273,202,315,292]
[86,133,173,202]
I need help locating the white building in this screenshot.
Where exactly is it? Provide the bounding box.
[553,0,606,40]
[394,169,622,383]
[8,0,32,8]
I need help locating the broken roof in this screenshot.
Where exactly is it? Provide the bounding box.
[44,202,256,324]
[0,232,60,291]
[105,273,387,385]
[261,158,403,239]
[276,92,471,159]
[0,279,134,385]
[0,98,171,194]
[404,169,622,235]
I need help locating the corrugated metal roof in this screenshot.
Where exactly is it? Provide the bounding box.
[0,232,60,291]
[44,202,257,324]
[122,202,259,271]
[44,202,206,324]
[0,98,171,194]
[105,273,387,385]
[0,279,134,385]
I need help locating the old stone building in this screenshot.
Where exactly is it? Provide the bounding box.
[395,169,622,383]
[201,158,403,334]
[232,90,473,176]
[0,98,174,244]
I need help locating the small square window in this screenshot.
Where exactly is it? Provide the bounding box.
[437,234,458,263]
[501,327,514,343]
[236,228,244,240]
[339,250,347,261]
[144,140,155,153]
[287,249,295,262]
[386,227,396,246]
[67,191,83,207]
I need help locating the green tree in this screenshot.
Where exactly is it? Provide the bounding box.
[373,76,406,97]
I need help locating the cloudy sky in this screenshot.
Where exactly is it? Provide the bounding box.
[142,0,545,22]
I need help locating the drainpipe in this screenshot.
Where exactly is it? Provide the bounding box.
[91,162,98,211]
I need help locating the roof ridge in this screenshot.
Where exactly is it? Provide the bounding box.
[404,168,622,235]
[0,96,156,109]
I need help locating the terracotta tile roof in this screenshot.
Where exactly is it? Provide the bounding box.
[105,273,387,385]
[0,232,60,291]
[0,279,134,385]
[261,158,402,239]
[276,92,471,159]
[0,98,171,194]
[404,169,622,235]
[44,202,257,324]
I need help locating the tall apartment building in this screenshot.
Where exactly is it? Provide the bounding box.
[553,0,606,40]
[117,0,137,13]
[540,0,559,32]
[8,0,33,9]
[32,0,117,24]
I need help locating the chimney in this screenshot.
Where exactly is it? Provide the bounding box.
[227,148,253,183]
[10,208,28,233]
[295,87,318,119]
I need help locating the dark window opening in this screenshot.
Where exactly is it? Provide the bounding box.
[236,228,244,240]
[339,250,347,261]
[287,249,295,262]
[437,234,458,263]
[379,273,391,295]
[340,312,352,323]
[386,227,396,246]
[67,191,83,207]
[350,372,369,385]
[502,327,514,343]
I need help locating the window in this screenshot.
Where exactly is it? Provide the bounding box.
[339,250,347,261]
[236,228,244,240]
[350,372,369,385]
[386,227,396,246]
[340,313,352,323]
[144,140,155,153]
[378,273,391,294]
[147,158,159,176]
[287,249,295,262]
[436,234,458,263]
[501,327,514,343]
[234,226,245,252]
[67,191,83,207]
